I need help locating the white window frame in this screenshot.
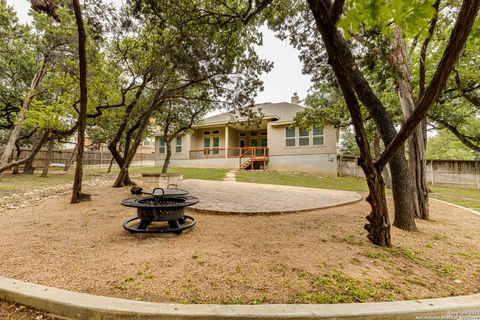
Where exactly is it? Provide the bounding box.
[312,127,325,146]
[285,127,296,147]
[158,137,166,154]
[299,128,310,146]
[175,136,182,153]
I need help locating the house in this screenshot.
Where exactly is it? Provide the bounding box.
[154,95,338,175]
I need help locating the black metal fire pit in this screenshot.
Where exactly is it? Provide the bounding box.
[122,187,199,234]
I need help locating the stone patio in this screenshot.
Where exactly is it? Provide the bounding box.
[181,179,362,214]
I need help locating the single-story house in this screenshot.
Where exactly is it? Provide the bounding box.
[154,95,338,175]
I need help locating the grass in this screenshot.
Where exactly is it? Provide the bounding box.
[2,165,479,212]
[102,166,227,181]
[0,166,226,197]
[236,170,480,211]
[297,271,382,303]
[236,171,368,192]
[0,168,85,194]
[430,185,480,211]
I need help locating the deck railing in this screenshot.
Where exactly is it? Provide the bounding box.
[189,147,269,160]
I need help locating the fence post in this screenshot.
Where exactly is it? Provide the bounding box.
[338,155,343,177]
[430,160,435,186]
[99,150,103,168]
[355,157,359,179]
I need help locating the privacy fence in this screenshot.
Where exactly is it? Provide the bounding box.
[337,155,480,189]
[0,147,156,170]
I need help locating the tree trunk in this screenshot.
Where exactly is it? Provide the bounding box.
[12,141,22,174]
[391,27,429,220]
[107,75,150,184]
[162,137,172,173]
[0,129,50,174]
[307,2,392,245]
[71,0,91,203]
[107,156,115,173]
[63,144,77,171]
[306,0,417,236]
[113,91,163,187]
[40,138,54,177]
[373,130,392,189]
[0,56,49,169]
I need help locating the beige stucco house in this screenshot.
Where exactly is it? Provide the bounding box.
[154,96,338,175]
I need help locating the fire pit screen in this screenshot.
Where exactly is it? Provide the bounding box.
[122,187,199,234]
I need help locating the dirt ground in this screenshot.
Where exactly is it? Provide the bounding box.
[0,301,61,320]
[1,184,479,304]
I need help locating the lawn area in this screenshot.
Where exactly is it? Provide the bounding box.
[236,170,368,192]
[107,166,228,181]
[236,170,480,211]
[0,169,80,195]
[430,186,480,211]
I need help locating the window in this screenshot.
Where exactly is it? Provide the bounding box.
[143,138,151,146]
[313,127,324,145]
[175,137,182,153]
[299,128,309,146]
[159,137,165,154]
[285,127,295,147]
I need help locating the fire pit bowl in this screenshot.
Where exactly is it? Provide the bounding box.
[121,188,199,234]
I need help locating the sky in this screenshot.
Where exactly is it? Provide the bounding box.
[6,0,313,105]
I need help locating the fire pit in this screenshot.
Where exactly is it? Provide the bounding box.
[122,188,199,234]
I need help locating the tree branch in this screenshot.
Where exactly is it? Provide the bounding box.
[419,0,441,100]
[378,0,480,169]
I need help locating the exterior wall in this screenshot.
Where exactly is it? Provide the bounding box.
[154,135,190,160]
[268,154,337,176]
[155,158,239,170]
[190,127,227,150]
[227,127,239,148]
[267,123,337,156]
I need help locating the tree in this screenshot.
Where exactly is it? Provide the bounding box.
[426,129,478,160]
[70,0,91,203]
[155,98,209,173]
[0,1,50,169]
[310,0,478,245]
[108,0,271,187]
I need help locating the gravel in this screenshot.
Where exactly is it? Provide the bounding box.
[0,173,115,212]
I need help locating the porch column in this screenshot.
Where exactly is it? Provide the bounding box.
[225,126,229,158]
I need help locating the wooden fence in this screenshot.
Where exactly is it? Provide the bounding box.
[337,155,480,189]
[0,147,156,170]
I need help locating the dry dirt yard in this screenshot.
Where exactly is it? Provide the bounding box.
[1,184,479,304]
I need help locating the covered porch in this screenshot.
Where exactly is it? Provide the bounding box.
[188,122,270,169]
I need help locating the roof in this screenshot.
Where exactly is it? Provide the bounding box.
[200,102,305,126]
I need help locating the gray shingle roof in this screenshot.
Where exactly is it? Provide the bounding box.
[200,102,305,125]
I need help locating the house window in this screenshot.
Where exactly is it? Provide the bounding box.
[285,127,295,147]
[159,137,165,153]
[313,127,324,145]
[143,138,151,146]
[175,137,182,153]
[299,128,309,146]
[204,129,219,155]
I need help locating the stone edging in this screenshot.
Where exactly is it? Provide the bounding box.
[430,198,480,217]
[1,276,480,320]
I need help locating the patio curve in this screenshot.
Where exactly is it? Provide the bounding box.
[181,179,362,215]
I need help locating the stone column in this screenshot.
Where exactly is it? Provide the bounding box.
[225,126,229,158]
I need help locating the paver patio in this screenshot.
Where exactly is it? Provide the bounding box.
[181,179,362,214]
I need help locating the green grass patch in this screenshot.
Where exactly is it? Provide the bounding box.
[297,271,380,303]
[365,250,389,261]
[0,169,95,194]
[120,166,227,181]
[236,171,368,192]
[431,186,480,211]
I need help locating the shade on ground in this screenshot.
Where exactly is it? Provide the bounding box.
[181,180,362,215]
